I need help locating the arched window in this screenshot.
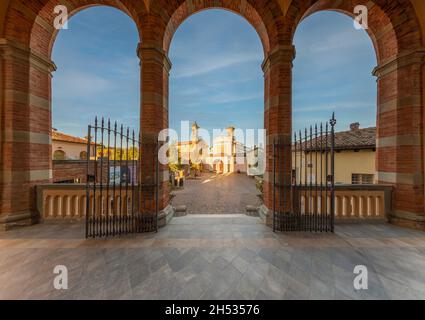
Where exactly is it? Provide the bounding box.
[80,151,88,160]
[53,150,66,160]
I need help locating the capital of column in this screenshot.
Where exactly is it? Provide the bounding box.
[262,45,296,73]
[0,38,57,75]
[372,47,425,79]
[137,43,172,73]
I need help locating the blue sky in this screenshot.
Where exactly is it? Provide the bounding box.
[52,7,140,136]
[52,7,377,139]
[293,11,377,131]
[169,10,264,136]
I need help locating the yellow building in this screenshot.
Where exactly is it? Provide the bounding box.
[52,129,94,160]
[294,123,376,185]
[173,122,248,174]
[208,126,247,174]
[174,122,209,168]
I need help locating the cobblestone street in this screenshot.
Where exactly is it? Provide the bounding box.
[171,173,262,214]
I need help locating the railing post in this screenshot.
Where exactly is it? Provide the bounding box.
[100,118,105,237]
[85,125,92,239]
[273,138,276,233]
[156,141,160,233]
[106,119,111,236]
[330,113,336,232]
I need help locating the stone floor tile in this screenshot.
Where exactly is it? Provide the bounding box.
[1,214,425,300]
[236,269,264,300]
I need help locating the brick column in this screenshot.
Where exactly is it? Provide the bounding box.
[261,45,295,226]
[373,47,425,230]
[0,39,56,230]
[138,43,172,212]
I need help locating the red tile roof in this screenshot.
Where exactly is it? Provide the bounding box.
[333,127,376,150]
[52,130,88,145]
[300,127,376,151]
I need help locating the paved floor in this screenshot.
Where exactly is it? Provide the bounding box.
[172,173,262,214]
[1,215,425,300]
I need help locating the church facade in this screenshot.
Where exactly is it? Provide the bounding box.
[174,123,248,174]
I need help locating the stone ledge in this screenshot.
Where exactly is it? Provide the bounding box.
[389,215,425,231]
[335,218,387,224]
[0,38,57,74]
[258,204,270,225]
[246,205,259,217]
[174,205,187,217]
[1,204,176,231]
[0,212,38,231]
[372,47,425,79]
[389,211,425,231]
[157,204,175,228]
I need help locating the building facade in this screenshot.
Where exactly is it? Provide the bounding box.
[52,130,95,161]
[51,130,97,183]
[174,122,210,171]
[207,126,248,174]
[173,123,248,174]
[294,123,376,185]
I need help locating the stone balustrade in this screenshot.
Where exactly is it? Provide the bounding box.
[297,185,392,220]
[36,183,393,221]
[36,184,137,220]
[334,185,392,219]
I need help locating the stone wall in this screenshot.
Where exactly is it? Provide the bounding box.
[52,160,140,184]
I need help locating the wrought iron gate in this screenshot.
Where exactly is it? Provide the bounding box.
[273,114,336,232]
[85,118,159,238]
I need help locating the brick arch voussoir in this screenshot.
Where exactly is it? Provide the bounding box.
[245,0,286,50]
[284,0,423,64]
[4,0,147,59]
[156,0,285,57]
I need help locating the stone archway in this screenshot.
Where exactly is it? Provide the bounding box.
[162,1,272,55]
[284,0,425,229]
[0,0,147,228]
[147,0,289,220]
[0,0,424,231]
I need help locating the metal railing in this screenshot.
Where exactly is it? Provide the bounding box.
[273,114,336,232]
[85,118,159,238]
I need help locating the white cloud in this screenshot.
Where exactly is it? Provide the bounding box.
[208,92,263,105]
[171,52,261,78]
[177,87,203,96]
[171,92,262,109]
[54,70,112,98]
[107,57,140,78]
[205,76,258,88]
[293,101,373,113]
[308,30,364,53]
